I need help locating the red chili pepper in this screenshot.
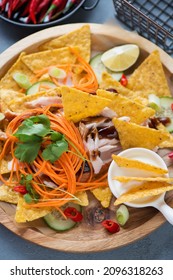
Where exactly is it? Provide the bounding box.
[0,0,8,11]
[168,152,173,159]
[37,0,52,22]
[13,185,28,195]
[7,0,14,18]
[102,219,120,234]
[171,104,173,111]
[29,0,43,24]
[44,0,67,21]
[63,0,77,14]
[64,207,83,222]
[120,74,128,87]
[19,0,32,17]
[12,0,21,11]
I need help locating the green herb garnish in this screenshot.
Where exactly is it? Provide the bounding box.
[42,137,68,163]
[20,174,40,204]
[14,114,68,163]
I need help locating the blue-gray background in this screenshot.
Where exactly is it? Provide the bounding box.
[0,0,173,260]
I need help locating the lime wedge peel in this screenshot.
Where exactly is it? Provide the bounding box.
[101,44,140,72]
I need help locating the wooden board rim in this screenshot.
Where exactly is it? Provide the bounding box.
[0,23,173,253]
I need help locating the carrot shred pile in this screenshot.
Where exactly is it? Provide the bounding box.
[0,105,108,208]
[34,47,98,94]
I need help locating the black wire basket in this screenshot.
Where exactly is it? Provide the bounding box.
[113,0,173,54]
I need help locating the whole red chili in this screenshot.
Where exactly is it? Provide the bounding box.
[37,0,52,22]
[120,74,128,87]
[11,0,21,12]
[64,207,83,222]
[19,0,32,17]
[63,0,78,14]
[102,219,120,233]
[7,0,14,18]
[29,0,43,24]
[0,0,8,11]
[13,185,28,195]
[44,0,67,21]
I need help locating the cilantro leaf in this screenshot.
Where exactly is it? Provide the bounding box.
[25,174,33,182]
[15,134,42,143]
[50,131,63,141]
[14,122,49,139]
[14,142,41,163]
[24,193,33,204]
[42,139,68,163]
[14,114,50,141]
[29,114,50,129]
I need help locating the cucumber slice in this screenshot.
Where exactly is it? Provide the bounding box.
[165,121,173,133]
[160,96,173,110]
[44,203,81,231]
[158,97,173,132]
[26,81,56,95]
[148,94,161,111]
[90,53,123,83]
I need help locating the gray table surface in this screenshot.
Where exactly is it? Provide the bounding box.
[0,0,173,260]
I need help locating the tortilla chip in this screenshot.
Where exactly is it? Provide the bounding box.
[113,118,169,150]
[39,25,91,62]
[112,154,168,174]
[61,86,111,122]
[0,159,10,174]
[0,184,19,204]
[22,47,77,73]
[159,138,173,148]
[0,89,24,113]
[127,50,171,97]
[91,186,112,208]
[113,176,173,183]
[0,53,35,91]
[100,72,132,95]
[151,123,173,148]
[114,181,173,205]
[15,196,50,223]
[100,72,148,105]
[97,89,155,124]
[74,191,89,206]
[6,88,61,113]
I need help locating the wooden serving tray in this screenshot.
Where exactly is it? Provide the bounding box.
[0,23,173,253]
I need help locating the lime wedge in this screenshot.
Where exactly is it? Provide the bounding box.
[101,44,140,71]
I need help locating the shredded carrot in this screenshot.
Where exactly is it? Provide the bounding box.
[29,47,98,95]
[69,47,98,93]
[0,105,108,209]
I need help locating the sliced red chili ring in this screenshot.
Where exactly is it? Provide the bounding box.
[64,207,83,222]
[13,185,28,195]
[120,74,128,87]
[102,219,120,233]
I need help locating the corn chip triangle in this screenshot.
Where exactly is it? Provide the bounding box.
[61,86,111,122]
[112,154,168,174]
[114,181,173,206]
[127,50,171,97]
[39,25,91,62]
[97,89,155,124]
[113,118,169,150]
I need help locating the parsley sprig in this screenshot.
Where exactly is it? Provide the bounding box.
[14,114,68,163]
[20,174,39,203]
